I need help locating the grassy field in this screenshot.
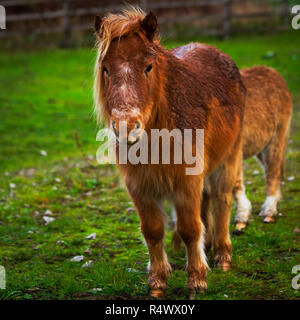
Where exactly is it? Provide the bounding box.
[0,31,299,300]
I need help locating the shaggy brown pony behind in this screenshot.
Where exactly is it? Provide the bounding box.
[232,66,292,230]
[94,7,245,298]
[199,66,293,250]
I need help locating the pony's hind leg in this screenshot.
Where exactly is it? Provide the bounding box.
[258,116,291,223]
[257,145,283,222]
[257,153,281,223]
[130,195,171,297]
[210,139,242,271]
[174,178,208,299]
[233,157,251,230]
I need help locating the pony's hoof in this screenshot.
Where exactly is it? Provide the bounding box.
[188,287,205,300]
[218,261,231,272]
[235,222,247,231]
[188,289,196,300]
[264,216,275,223]
[150,289,164,298]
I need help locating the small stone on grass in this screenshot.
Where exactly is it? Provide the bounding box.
[70,255,84,262]
[43,216,55,224]
[82,260,94,268]
[86,232,96,240]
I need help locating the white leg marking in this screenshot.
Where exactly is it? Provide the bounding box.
[261,189,281,217]
[171,203,177,228]
[235,186,252,223]
[199,222,209,269]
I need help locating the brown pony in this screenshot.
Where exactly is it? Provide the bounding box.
[199,66,293,250]
[232,66,292,230]
[94,7,246,298]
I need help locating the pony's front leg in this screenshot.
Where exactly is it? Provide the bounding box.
[130,195,171,297]
[174,179,208,299]
[211,189,233,271]
[210,141,242,271]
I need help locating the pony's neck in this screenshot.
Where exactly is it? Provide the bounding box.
[150,45,205,131]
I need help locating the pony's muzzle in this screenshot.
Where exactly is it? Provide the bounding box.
[111,119,144,145]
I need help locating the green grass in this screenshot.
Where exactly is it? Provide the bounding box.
[0,31,299,300]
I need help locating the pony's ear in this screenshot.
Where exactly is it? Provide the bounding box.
[94,15,103,34]
[140,12,158,41]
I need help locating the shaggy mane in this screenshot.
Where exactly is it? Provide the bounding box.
[97,6,148,63]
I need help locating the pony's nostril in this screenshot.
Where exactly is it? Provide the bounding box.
[135,121,141,129]
[112,120,119,136]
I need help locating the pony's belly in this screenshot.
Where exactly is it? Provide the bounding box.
[242,135,271,159]
[242,115,276,159]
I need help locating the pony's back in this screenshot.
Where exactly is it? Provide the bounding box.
[241,66,292,159]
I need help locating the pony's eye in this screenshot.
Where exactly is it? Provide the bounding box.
[145,64,153,74]
[103,66,109,76]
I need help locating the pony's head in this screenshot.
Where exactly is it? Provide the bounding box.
[94,7,161,144]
